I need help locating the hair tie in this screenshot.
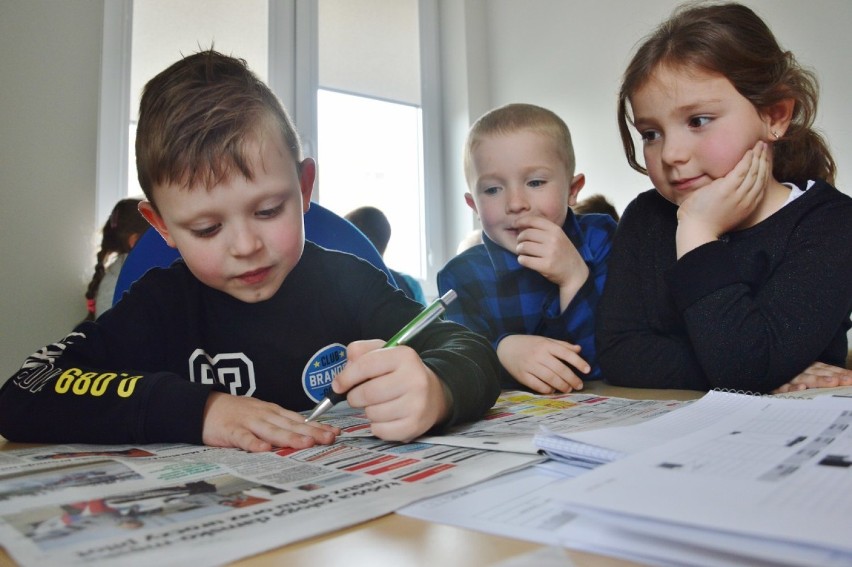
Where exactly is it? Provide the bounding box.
[86,298,96,314]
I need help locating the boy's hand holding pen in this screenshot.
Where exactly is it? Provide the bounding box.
[305,290,458,424]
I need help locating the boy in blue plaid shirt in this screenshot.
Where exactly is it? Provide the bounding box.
[438,103,616,393]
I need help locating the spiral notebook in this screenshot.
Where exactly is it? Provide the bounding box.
[552,391,852,565]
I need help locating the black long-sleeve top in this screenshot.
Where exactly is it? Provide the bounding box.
[0,243,501,444]
[597,180,852,393]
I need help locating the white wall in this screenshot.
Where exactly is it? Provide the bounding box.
[0,1,104,380]
[448,0,852,218]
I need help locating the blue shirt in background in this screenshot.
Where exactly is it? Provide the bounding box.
[437,211,616,387]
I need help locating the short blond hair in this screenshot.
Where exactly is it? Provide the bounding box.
[463,103,576,188]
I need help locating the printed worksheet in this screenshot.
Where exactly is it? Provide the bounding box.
[404,391,852,566]
[553,392,852,563]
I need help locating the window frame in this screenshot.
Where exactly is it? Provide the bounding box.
[97,0,445,296]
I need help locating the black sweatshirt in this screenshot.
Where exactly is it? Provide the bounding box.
[597,180,852,393]
[0,243,501,444]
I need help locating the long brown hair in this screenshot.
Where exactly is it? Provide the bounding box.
[617,1,835,188]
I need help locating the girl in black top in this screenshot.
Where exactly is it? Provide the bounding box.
[597,2,852,393]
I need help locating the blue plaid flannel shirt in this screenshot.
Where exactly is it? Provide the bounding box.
[437,211,616,386]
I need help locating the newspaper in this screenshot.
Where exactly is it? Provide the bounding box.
[417,390,691,453]
[0,438,540,566]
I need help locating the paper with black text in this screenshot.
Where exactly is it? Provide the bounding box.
[553,391,852,563]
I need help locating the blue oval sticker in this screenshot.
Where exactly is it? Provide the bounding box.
[302,343,347,403]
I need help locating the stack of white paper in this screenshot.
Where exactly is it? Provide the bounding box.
[551,392,852,566]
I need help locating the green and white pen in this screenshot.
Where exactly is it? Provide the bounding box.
[304,289,458,423]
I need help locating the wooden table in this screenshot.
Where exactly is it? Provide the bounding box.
[0,383,702,567]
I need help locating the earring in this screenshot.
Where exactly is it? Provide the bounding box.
[771,130,780,140]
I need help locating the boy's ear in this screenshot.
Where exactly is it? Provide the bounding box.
[464,192,478,215]
[762,98,795,140]
[298,158,317,213]
[567,173,586,207]
[138,201,177,248]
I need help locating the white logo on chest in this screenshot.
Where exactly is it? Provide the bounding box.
[189,349,256,396]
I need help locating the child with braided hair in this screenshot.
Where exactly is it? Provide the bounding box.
[84,198,149,320]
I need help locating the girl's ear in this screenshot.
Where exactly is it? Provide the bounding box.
[762,98,795,140]
[138,201,177,248]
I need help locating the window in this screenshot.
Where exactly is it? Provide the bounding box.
[100,0,444,294]
[316,0,427,283]
[317,89,425,278]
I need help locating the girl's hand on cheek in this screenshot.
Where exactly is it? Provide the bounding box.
[676,141,768,258]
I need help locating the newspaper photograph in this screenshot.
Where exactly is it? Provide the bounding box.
[0,438,540,566]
